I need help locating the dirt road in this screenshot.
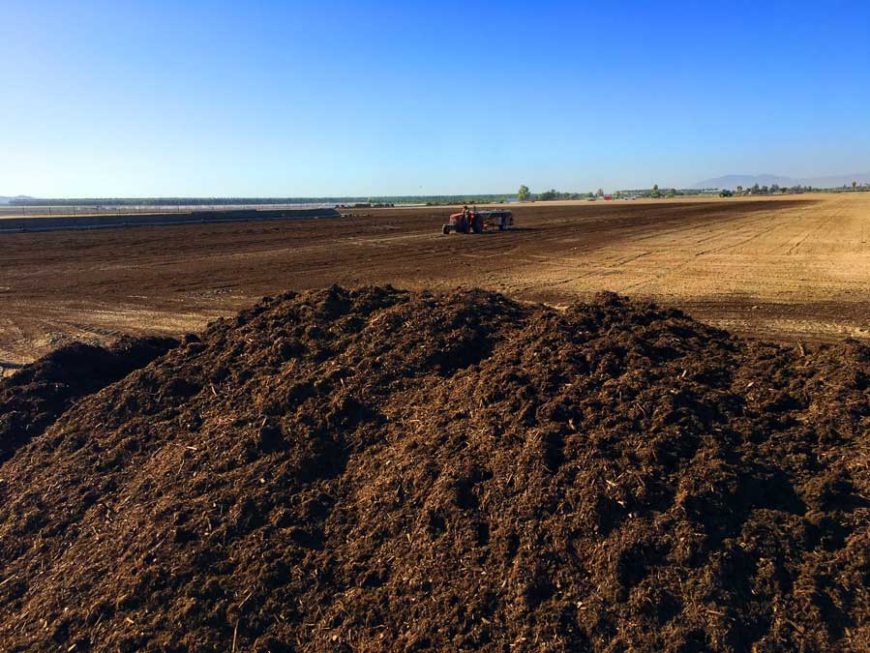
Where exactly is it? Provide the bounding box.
[1,194,868,367]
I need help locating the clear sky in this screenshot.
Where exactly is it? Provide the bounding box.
[2,0,869,197]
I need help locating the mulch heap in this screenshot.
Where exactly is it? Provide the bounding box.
[0,336,177,465]
[0,286,866,653]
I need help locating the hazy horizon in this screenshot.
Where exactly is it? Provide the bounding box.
[2,1,869,197]
[4,167,870,202]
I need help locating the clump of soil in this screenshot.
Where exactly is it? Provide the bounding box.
[0,336,177,464]
[0,286,866,653]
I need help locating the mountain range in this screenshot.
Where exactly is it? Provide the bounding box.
[693,173,870,190]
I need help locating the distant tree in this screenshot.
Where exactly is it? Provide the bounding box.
[853,181,858,190]
[517,185,530,201]
[736,185,743,194]
[596,188,604,197]
[651,184,661,198]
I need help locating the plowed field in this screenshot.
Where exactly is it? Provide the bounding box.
[1,194,868,369]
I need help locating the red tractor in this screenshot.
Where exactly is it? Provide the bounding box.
[441,209,513,235]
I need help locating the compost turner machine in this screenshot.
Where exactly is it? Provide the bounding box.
[442,209,513,235]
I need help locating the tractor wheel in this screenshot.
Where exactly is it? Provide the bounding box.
[472,216,483,234]
[442,224,450,235]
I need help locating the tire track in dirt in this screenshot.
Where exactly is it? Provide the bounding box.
[5,196,869,362]
[515,196,869,341]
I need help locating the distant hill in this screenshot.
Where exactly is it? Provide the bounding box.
[694,173,870,190]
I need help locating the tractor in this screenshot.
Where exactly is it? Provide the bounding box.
[441,209,513,235]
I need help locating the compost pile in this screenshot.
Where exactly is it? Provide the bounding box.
[0,287,867,653]
[0,336,177,464]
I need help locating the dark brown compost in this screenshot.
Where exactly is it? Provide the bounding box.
[0,287,866,652]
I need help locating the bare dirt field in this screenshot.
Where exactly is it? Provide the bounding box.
[1,212,869,652]
[1,193,868,368]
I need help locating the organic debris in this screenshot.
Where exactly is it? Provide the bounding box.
[0,336,177,464]
[0,287,866,652]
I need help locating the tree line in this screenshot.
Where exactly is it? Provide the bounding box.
[517,184,681,200]
[10,194,516,207]
[516,181,870,202]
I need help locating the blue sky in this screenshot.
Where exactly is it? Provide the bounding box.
[2,1,868,197]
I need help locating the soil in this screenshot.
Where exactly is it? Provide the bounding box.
[0,286,866,652]
[2,194,868,369]
[0,337,177,464]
